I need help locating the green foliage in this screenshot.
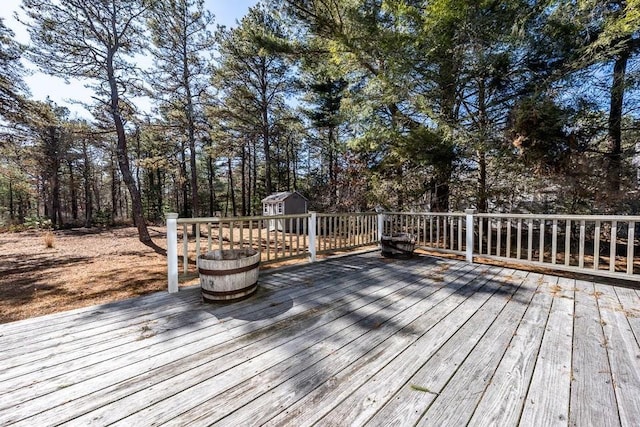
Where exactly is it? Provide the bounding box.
[508,97,574,174]
[23,215,52,231]
[0,18,28,124]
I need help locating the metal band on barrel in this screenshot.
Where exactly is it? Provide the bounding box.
[198,261,260,276]
[201,282,258,297]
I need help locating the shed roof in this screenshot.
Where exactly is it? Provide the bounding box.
[261,191,308,203]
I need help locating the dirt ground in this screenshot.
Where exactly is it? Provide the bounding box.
[0,225,351,324]
[0,226,175,324]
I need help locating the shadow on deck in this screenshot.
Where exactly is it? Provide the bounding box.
[0,251,639,426]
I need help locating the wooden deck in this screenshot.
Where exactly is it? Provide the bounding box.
[1,252,639,426]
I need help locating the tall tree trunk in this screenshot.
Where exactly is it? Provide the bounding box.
[227,157,236,216]
[477,150,488,213]
[82,139,92,227]
[607,50,629,201]
[68,160,78,220]
[252,138,258,214]
[179,140,189,217]
[261,59,273,195]
[328,127,337,206]
[157,169,164,221]
[241,144,247,216]
[206,143,216,216]
[110,151,118,224]
[184,71,199,219]
[8,178,14,220]
[107,51,151,245]
[477,78,488,213]
[247,142,252,215]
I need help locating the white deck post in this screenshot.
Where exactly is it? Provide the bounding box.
[465,209,475,264]
[166,213,179,293]
[377,213,384,244]
[308,212,317,262]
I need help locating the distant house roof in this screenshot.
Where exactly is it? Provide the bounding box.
[261,191,308,203]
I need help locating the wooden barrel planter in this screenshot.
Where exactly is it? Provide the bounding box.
[197,248,260,303]
[381,233,416,258]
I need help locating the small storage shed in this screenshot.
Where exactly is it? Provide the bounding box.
[262,191,308,232]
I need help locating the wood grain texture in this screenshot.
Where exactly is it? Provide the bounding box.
[0,252,637,427]
[468,275,555,426]
[264,266,505,427]
[415,272,540,426]
[7,258,453,426]
[519,277,575,426]
[596,283,640,427]
[569,280,620,427]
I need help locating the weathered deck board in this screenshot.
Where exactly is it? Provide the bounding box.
[596,283,640,426]
[365,269,532,426]
[0,251,639,426]
[110,261,477,426]
[569,280,620,427]
[6,258,461,425]
[415,272,540,426]
[466,275,555,426]
[302,268,520,427]
[519,276,575,426]
[1,258,414,400]
[206,266,499,427]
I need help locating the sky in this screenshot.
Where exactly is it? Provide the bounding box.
[0,0,259,118]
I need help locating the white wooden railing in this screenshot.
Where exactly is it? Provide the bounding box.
[384,211,640,282]
[165,212,380,292]
[166,211,640,292]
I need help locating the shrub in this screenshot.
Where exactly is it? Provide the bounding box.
[43,231,55,248]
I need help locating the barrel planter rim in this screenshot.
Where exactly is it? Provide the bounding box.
[198,248,260,303]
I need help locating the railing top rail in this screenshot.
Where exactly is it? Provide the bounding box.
[474,213,640,221]
[316,212,377,217]
[384,212,466,217]
[175,213,311,224]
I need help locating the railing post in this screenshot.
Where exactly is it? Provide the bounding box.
[166,213,179,293]
[377,212,384,243]
[465,209,475,264]
[308,211,317,262]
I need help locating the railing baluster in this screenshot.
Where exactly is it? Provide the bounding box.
[296,217,301,255]
[610,220,617,272]
[564,220,571,266]
[506,218,511,258]
[594,220,600,271]
[487,217,492,256]
[266,219,271,261]
[183,223,188,274]
[195,224,201,268]
[289,218,293,257]
[458,217,463,252]
[443,215,448,249]
[579,220,586,268]
[516,219,522,259]
[478,217,483,254]
[207,223,212,252]
[303,215,308,254]
[249,219,254,252]
[552,219,558,264]
[449,216,454,251]
[429,216,434,246]
[527,219,533,261]
[627,221,635,274]
[539,219,545,263]
[496,219,502,257]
